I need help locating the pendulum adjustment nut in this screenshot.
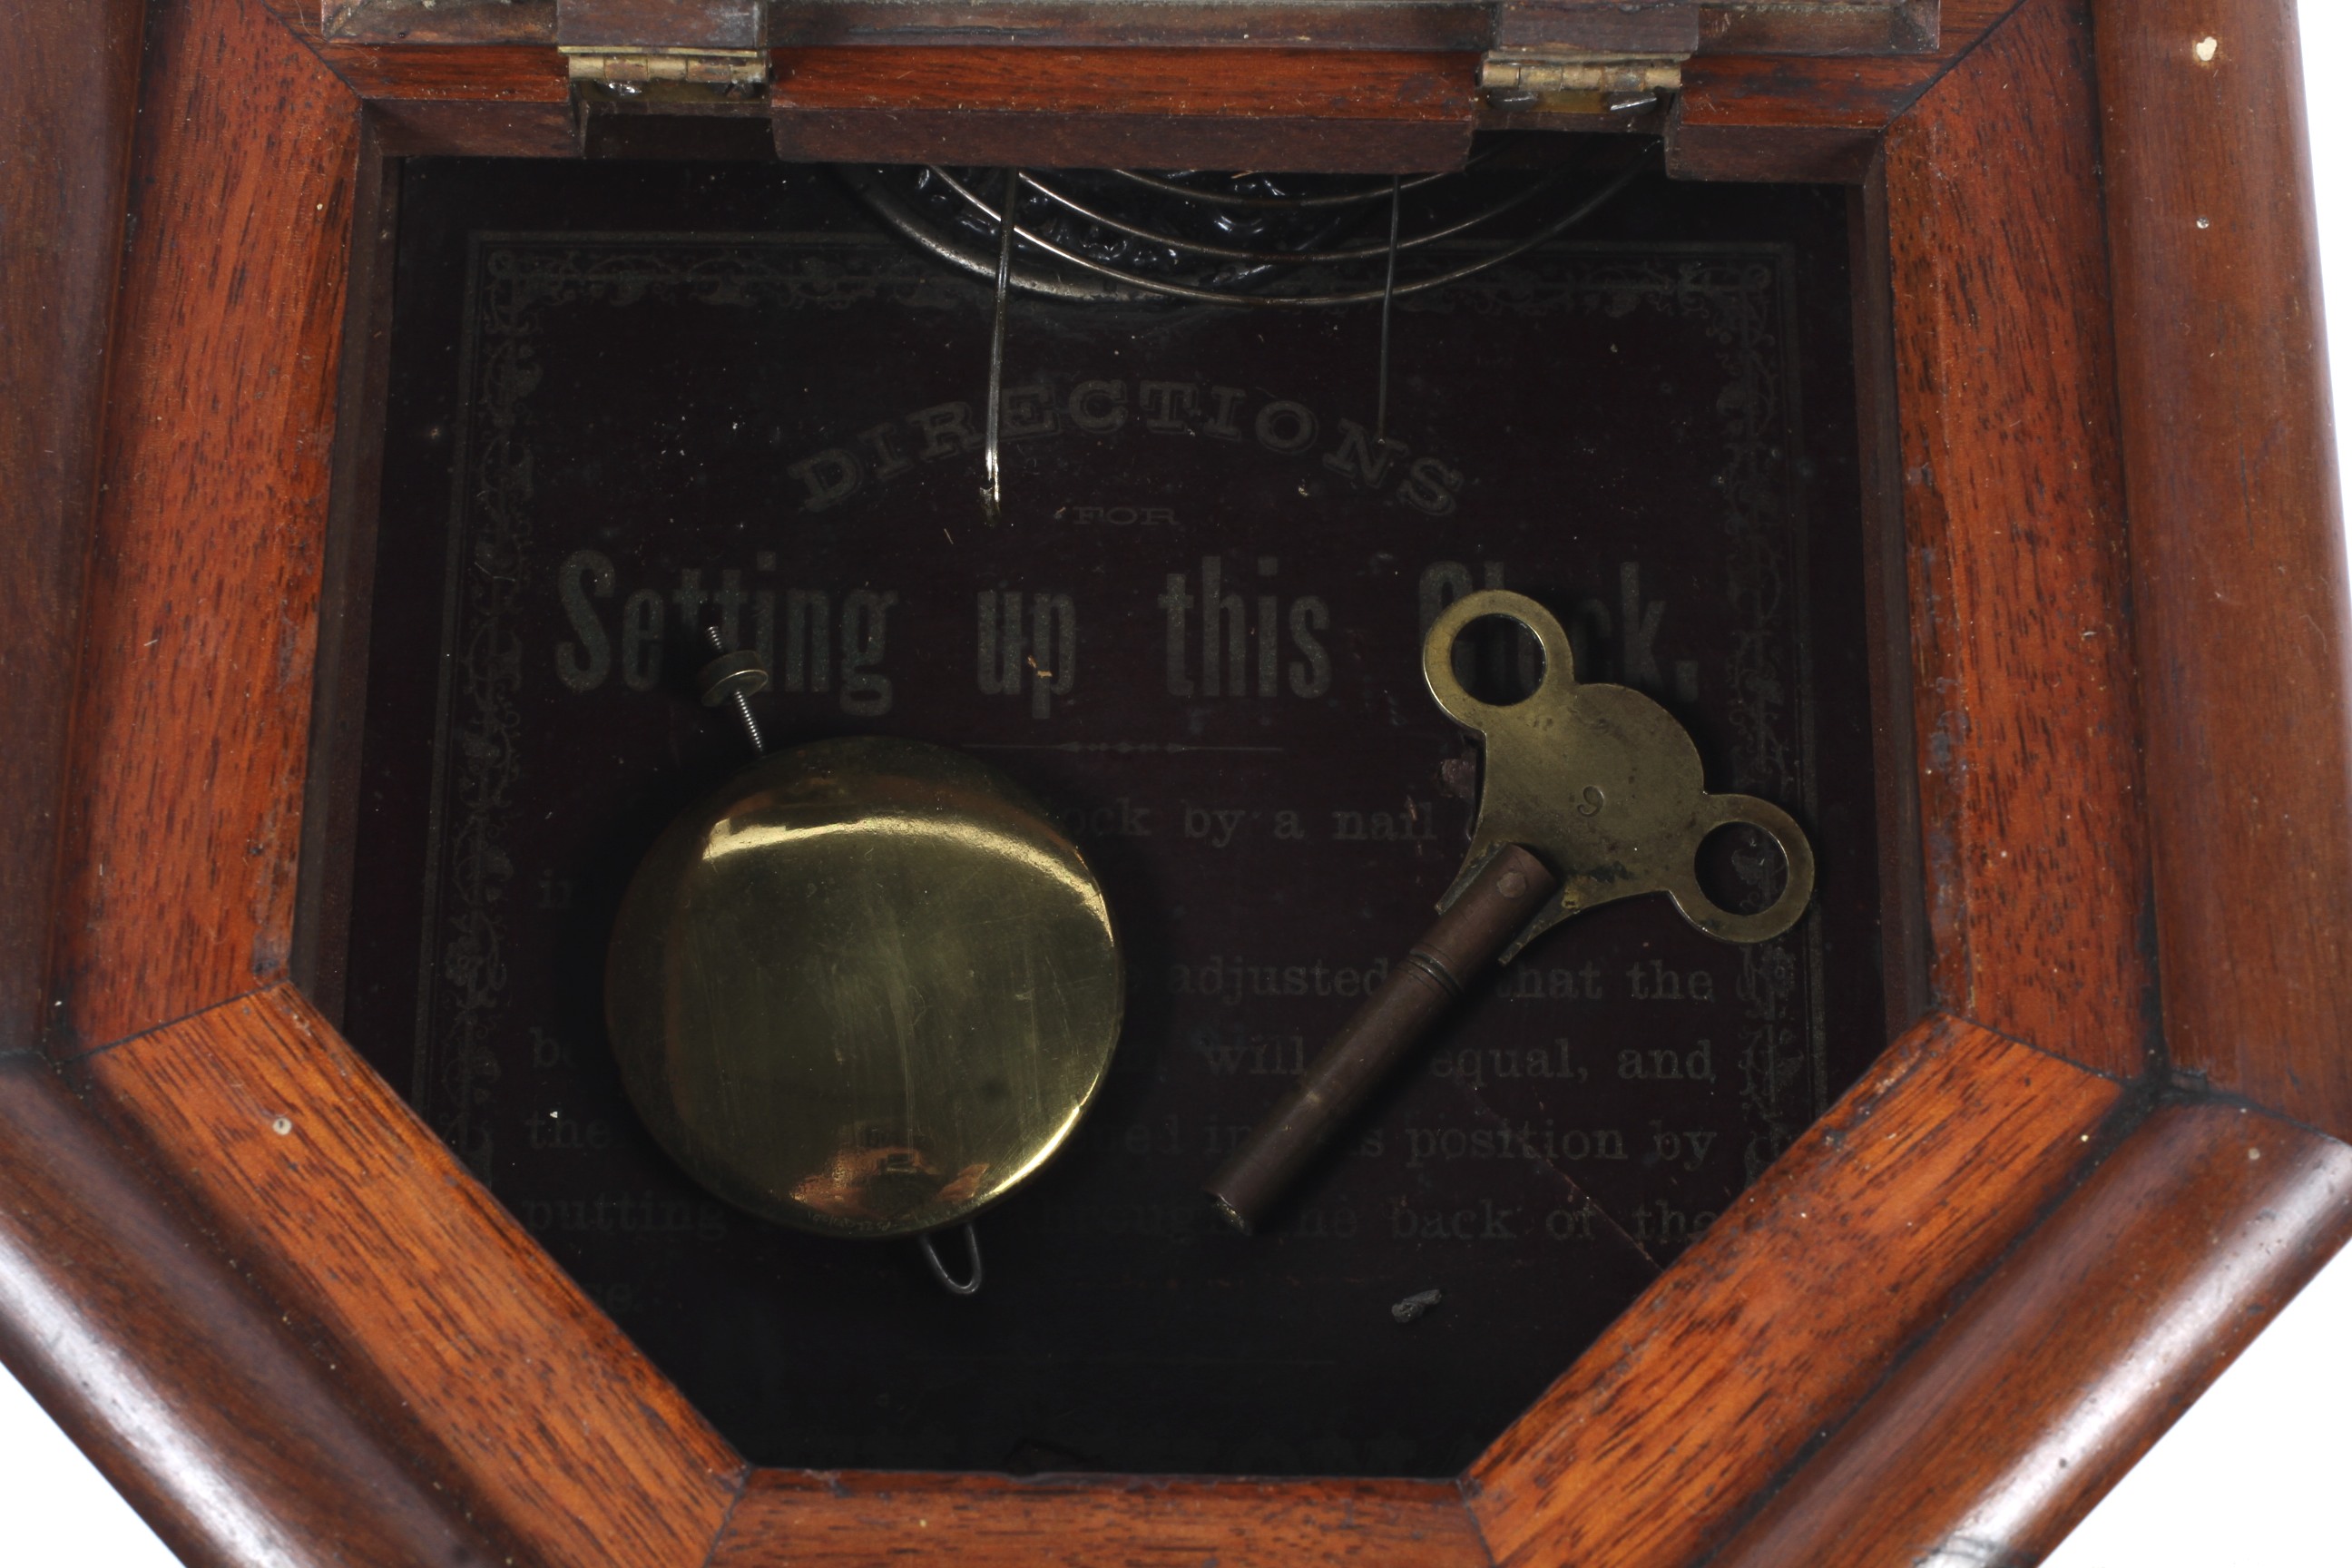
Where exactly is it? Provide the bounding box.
[696,649,769,708]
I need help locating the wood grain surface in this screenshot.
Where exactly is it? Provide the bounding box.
[1490,0,1699,54]
[1669,0,2017,179]
[1702,0,1936,54]
[2096,0,2352,1141]
[712,1472,1488,1566]
[773,0,1494,53]
[318,37,577,157]
[0,1050,528,1568]
[49,0,360,1054]
[317,0,1929,53]
[5,5,2345,1567]
[290,0,2003,179]
[0,3,144,1060]
[81,985,744,1565]
[773,45,1475,118]
[324,0,558,44]
[369,99,581,158]
[1881,0,2152,1077]
[1465,1012,2130,1568]
[769,47,1479,172]
[253,0,327,45]
[561,0,764,49]
[318,39,569,102]
[773,111,1471,174]
[1852,168,1935,1036]
[363,0,1496,49]
[1704,1098,2352,1567]
[289,7,579,155]
[289,124,395,1024]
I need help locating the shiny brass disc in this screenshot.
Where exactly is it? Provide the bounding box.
[605,737,1122,1240]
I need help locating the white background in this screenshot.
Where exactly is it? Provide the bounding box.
[4,8,2348,1563]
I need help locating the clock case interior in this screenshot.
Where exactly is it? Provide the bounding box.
[301,134,1919,1478]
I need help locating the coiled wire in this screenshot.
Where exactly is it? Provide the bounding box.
[839,148,1649,309]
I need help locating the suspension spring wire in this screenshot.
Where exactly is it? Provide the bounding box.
[981,166,1017,526]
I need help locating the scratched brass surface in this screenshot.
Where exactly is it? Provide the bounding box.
[1426,590,1815,956]
[605,737,1123,1240]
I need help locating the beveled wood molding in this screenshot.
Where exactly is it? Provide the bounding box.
[80,985,742,1566]
[1466,1013,2129,1568]
[309,0,1941,56]
[761,48,1485,171]
[0,0,142,1105]
[0,1046,529,1566]
[2100,0,2352,1138]
[283,2,2025,179]
[1705,1095,2352,1565]
[705,1472,1491,1565]
[0,0,2346,1563]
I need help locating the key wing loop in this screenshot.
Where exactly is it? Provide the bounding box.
[1423,589,1814,956]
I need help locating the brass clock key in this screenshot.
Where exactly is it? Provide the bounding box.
[1208,588,1816,1231]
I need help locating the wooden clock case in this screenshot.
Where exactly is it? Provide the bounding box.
[3,0,2349,1563]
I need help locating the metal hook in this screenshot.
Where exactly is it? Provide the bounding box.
[916,1221,985,1297]
[980,166,1018,526]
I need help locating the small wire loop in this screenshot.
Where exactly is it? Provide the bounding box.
[917,1222,985,1297]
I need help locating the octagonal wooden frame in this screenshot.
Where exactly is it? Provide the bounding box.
[4,0,2350,1563]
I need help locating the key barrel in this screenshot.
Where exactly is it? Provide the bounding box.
[1206,844,1559,1232]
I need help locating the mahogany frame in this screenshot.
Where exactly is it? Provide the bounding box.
[3,1,2348,1563]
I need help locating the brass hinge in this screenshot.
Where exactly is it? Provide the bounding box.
[561,46,768,90]
[1479,51,1683,113]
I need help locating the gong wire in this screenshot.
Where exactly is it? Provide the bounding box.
[981,165,1017,525]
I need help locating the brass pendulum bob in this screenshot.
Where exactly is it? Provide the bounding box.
[605,630,1124,1293]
